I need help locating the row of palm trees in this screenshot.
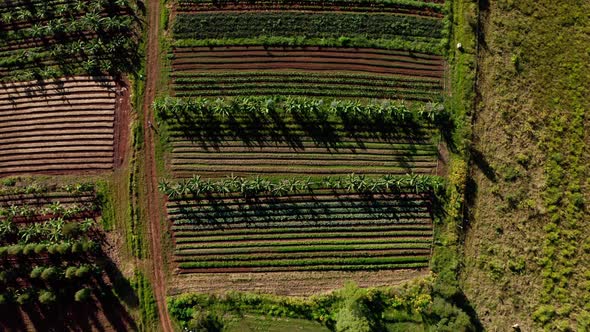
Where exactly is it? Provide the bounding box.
[1,0,133,25]
[0,201,97,222]
[153,96,446,126]
[0,217,95,244]
[159,173,444,199]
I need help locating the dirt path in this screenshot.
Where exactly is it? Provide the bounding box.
[142,0,174,331]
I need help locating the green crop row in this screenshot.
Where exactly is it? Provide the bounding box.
[160,173,443,199]
[172,70,441,83]
[154,96,446,129]
[171,219,431,231]
[173,13,443,40]
[173,36,444,55]
[172,224,431,237]
[174,230,432,243]
[169,210,429,225]
[173,76,440,90]
[175,242,431,255]
[175,237,432,250]
[178,255,428,268]
[175,250,428,262]
[176,0,445,13]
[171,214,431,227]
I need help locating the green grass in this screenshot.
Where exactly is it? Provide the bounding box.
[224,315,331,332]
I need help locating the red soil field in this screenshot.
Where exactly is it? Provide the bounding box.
[0,76,131,176]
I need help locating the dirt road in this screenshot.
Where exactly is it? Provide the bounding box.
[142,0,174,331]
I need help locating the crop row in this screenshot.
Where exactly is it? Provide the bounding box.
[175,242,431,255]
[176,0,445,17]
[178,256,428,268]
[0,0,139,81]
[173,13,444,41]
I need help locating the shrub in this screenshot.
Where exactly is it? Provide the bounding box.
[62,222,80,239]
[41,267,59,281]
[30,266,44,279]
[7,244,23,255]
[82,240,99,253]
[0,271,8,283]
[23,243,36,255]
[0,293,7,304]
[71,241,84,254]
[16,292,32,305]
[0,247,7,257]
[38,290,57,304]
[65,266,78,279]
[74,288,91,302]
[75,265,91,278]
[57,242,71,255]
[34,244,47,254]
[47,244,60,255]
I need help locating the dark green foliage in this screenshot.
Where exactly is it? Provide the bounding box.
[74,288,92,302]
[23,243,36,255]
[40,267,59,281]
[38,290,57,304]
[75,265,91,278]
[62,222,80,239]
[65,266,78,279]
[57,242,71,255]
[173,13,443,41]
[30,266,44,279]
[16,292,32,305]
[34,243,47,254]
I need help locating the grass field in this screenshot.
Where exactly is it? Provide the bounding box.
[464,0,590,330]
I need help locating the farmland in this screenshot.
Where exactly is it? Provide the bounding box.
[157,0,453,321]
[0,179,136,330]
[155,97,444,177]
[0,0,140,82]
[0,76,129,176]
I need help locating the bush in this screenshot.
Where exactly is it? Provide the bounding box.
[40,267,59,281]
[0,247,7,257]
[82,240,99,253]
[47,244,60,255]
[16,292,32,305]
[75,265,91,278]
[0,271,8,283]
[74,288,92,302]
[7,244,23,255]
[0,293,7,304]
[30,266,45,279]
[71,241,84,254]
[38,290,57,304]
[62,223,80,239]
[65,266,78,279]
[34,244,47,254]
[57,242,71,255]
[23,243,36,255]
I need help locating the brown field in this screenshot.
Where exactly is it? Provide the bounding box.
[0,76,130,176]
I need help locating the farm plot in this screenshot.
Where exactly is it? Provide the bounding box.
[0,76,123,176]
[176,0,445,17]
[0,181,136,330]
[165,186,435,274]
[170,46,444,100]
[154,97,443,178]
[172,12,444,43]
[0,0,139,82]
